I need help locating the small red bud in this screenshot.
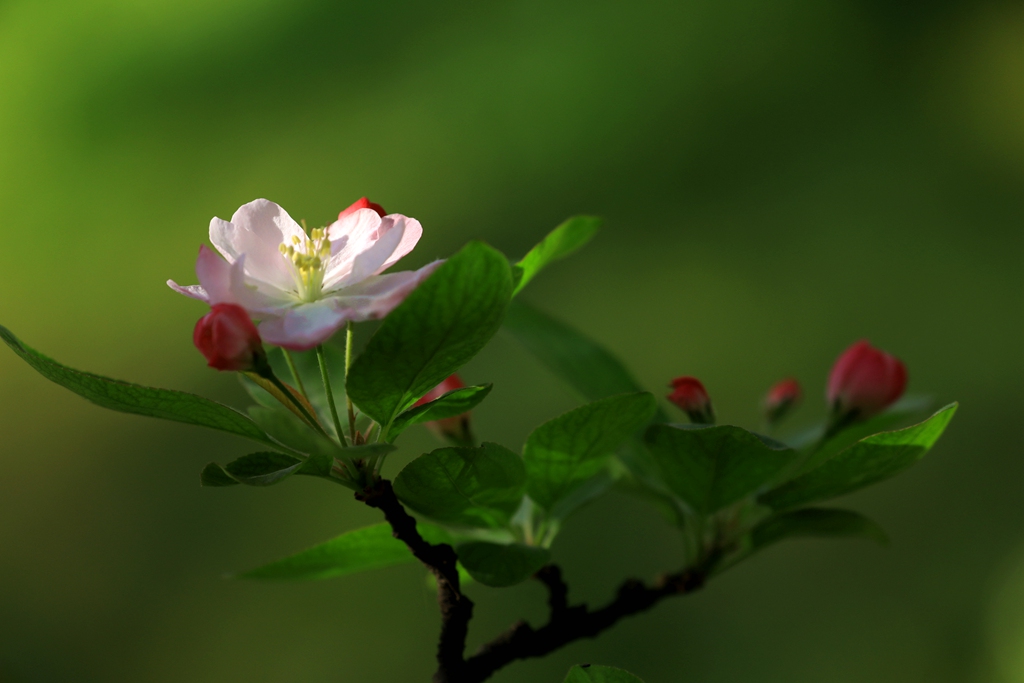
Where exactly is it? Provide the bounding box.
[415,374,474,446]
[763,378,801,425]
[826,340,907,422]
[339,197,386,219]
[193,304,265,372]
[667,376,715,425]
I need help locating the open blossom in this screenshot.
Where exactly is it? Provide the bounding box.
[168,198,440,350]
[827,340,907,420]
[667,376,715,425]
[414,374,474,446]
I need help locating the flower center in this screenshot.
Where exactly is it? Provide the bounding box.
[279,227,332,302]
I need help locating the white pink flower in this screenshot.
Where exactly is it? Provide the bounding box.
[168,198,439,350]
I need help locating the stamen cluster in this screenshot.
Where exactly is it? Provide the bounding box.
[279,227,332,301]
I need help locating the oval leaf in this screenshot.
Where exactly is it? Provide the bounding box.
[388,384,493,441]
[759,403,958,511]
[347,242,512,432]
[512,216,600,296]
[644,424,798,515]
[0,325,276,447]
[524,393,657,513]
[224,452,303,486]
[456,541,550,587]
[394,442,526,528]
[565,665,646,683]
[200,462,238,487]
[750,508,889,553]
[236,522,453,580]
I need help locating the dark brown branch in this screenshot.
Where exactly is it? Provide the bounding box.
[461,565,710,683]
[356,479,474,682]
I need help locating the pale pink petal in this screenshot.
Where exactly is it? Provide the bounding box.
[257,301,349,351]
[331,261,443,322]
[208,199,302,292]
[377,215,422,273]
[195,245,237,304]
[166,281,209,302]
[326,218,407,291]
[323,208,383,286]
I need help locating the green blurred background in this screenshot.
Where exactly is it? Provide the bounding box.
[0,0,1021,681]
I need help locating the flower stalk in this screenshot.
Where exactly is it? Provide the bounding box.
[316,344,348,447]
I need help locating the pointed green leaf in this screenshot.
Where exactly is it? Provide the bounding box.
[644,424,798,514]
[503,301,665,421]
[512,216,600,295]
[224,452,304,486]
[456,541,549,587]
[760,403,958,511]
[564,665,646,683]
[200,462,238,487]
[347,242,512,432]
[388,384,493,441]
[394,443,526,528]
[248,406,339,461]
[750,508,888,553]
[524,392,657,512]
[236,522,453,580]
[0,324,276,447]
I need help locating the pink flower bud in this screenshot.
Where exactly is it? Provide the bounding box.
[667,376,715,425]
[414,374,474,446]
[763,378,801,425]
[339,197,386,219]
[826,340,907,421]
[193,304,265,372]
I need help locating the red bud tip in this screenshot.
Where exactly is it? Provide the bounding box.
[763,378,801,425]
[667,376,715,425]
[826,340,907,422]
[415,374,474,446]
[193,304,265,372]
[339,197,386,220]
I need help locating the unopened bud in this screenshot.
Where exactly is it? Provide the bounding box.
[193,304,265,372]
[667,376,715,425]
[826,340,907,426]
[339,197,386,219]
[763,378,801,426]
[414,374,474,446]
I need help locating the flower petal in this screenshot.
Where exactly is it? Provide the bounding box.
[257,300,349,351]
[330,261,443,322]
[166,281,209,302]
[327,217,408,291]
[209,199,303,293]
[323,208,384,286]
[377,215,422,273]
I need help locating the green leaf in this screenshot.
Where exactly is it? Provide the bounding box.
[394,443,526,528]
[524,392,657,512]
[456,541,550,587]
[643,424,798,514]
[200,462,238,487]
[749,508,888,553]
[503,301,665,420]
[248,406,339,461]
[347,242,512,433]
[760,403,958,511]
[564,664,646,683]
[236,522,453,580]
[225,451,304,486]
[793,395,934,474]
[0,324,276,447]
[388,384,493,441]
[512,216,600,296]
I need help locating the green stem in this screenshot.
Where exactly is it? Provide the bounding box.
[345,322,358,442]
[316,344,348,447]
[282,349,309,400]
[264,373,331,440]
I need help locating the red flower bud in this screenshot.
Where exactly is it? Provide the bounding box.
[763,378,801,425]
[414,374,474,446]
[193,304,265,372]
[826,340,907,421]
[667,376,715,425]
[339,197,386,219]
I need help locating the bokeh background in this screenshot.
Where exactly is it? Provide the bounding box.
[0,0,1021,681]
